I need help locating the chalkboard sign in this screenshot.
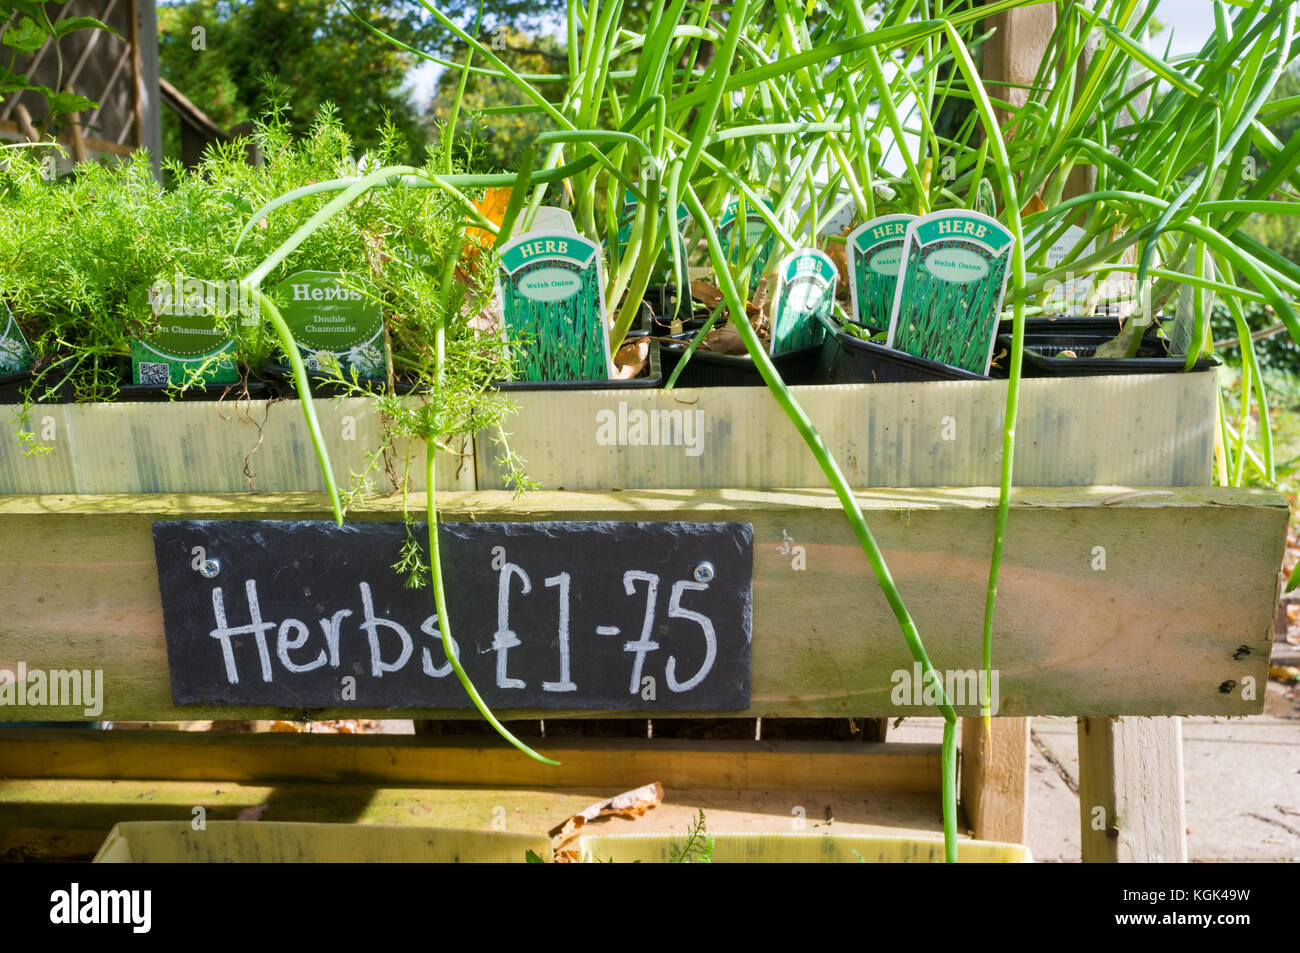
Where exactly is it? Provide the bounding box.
[153,520,752,712]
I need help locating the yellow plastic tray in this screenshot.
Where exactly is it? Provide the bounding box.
[94,822,1030,863]
[94,822,550,863]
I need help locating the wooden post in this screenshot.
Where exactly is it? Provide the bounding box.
[982,3,1058,125]
[1077,716,1188,862]
[63,85,89,163]
[960,717,1029,843]
[969,1,1062,850]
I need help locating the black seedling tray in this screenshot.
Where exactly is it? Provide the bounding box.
[818,320,990,383]
[0,365,77,404]
[262,361,415,396]
[643,285,685,325]
[994,332,1219,377]
[118,379,273,402]
[996,316,1166,339]
[659,333,821,387]
[493,335,662,391]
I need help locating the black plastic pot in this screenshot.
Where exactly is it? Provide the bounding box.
[0,365,77,404]
[995,315,1167,340]
[118,379,273,401]
[492,335,663,391]
[994,332,1220,377]
[817,319,990,384]
[261,360,405,397]
[643,285,685,325]
[107,353,270,401]
[659,333,822,387]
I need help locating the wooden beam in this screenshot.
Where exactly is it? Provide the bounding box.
[63,85,89,163]
[1077,715,1188,862]
[0,118,135,156]
[0,399,474,494]
[128,0,144,149]
[0,729,941,793]
[982,3,1057,126]
[477,373,1217,491]
[0,376,1217,495]
[11,104,40,144]
[0,486,1285,721]
[960,716,1030,843]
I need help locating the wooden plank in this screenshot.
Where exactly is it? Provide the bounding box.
[0,118,135,155]
[983,4,1057,126]
[133,0,163,175]
[0,729,940,793]
[1077,715,1188,862]
[128,0,144,149]
[0,375,1216,494]
[0,778,953,862]
[0,399,474,493]
[960,716,1030,843]
[0,486,1284,720]
[477,374,1217,491]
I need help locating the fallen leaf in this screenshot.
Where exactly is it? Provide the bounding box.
[689,281,724,309]
[1021,193,1046,217]
[237,804,269,822]
[549,781,665,859]
[612,337,649,380]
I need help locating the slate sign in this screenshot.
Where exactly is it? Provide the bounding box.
[153,520,752,711]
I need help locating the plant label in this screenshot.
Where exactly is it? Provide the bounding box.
[847,213,915,334]
[0,300,33,377]
[530,206,579,234]
[770,249,834,355]
[153,519,753,711]
[615,191,691,288]
[1171,247,1216,357]
[496,231,613,381]
[1026,223,1094,313]
[973,178,996,218]
[274,270,386,380]
[132,278,239,386]
[888,209,1014,375]
[718,197,776,297]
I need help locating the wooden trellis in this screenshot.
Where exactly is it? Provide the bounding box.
[0,0,160,170]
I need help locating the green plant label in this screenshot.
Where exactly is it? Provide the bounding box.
[888,210,1014,375]
[770,249,834,356]
[0,301,33,377]
[132,278,239,386]
[718,198,776,298]
[614,192,691,287]
[847,213,915,334]
[274,271,386,379]
[496,232,612,382]
[973,178,996,218]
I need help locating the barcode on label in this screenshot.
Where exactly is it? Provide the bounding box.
[138,362,171,386]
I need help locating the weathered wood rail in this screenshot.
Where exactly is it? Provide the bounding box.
[0,370,1287,860]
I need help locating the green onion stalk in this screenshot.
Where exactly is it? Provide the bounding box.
[682,183,960,861]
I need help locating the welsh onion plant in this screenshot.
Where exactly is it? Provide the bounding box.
[317,0,1048,863]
